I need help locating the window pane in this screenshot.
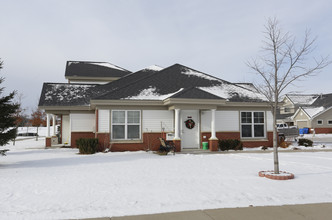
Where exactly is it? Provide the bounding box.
[254,125,264,137]
[112,125,125,139]
[112,111,125,123]
[127,111,140,123]
[128,125,139,139]
[241,125,252,137]
[254,112,264,123]
[241,112,252,123]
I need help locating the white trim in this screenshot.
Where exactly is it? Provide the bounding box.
[240,111,266,139]
[328,119,332,125]
[174,109,180,140]
[111,110,141,140]
[210,109,217,139]
[317,119,323,125]
[46,114,50,137]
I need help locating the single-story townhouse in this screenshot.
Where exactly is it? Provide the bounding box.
[38,61,274,151]
[291,93,332,133]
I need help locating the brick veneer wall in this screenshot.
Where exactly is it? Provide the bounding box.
[71,132,95,148]
[110,133,168,152]
[201,131,273,149]
[314,128,332,134]
[96,133,110,148]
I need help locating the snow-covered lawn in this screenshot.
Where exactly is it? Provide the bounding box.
[1,138,332,220]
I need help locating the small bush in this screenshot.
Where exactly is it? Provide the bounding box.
[219,139,243,151]
[298,138,313,147]
[76,138,99,154]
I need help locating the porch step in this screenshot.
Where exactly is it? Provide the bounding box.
[179,149,211,154]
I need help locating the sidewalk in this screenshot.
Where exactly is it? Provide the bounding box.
[83,203,332,220]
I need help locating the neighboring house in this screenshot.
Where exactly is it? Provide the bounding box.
[292,93,332,133]
[38,61,274,151]
[278,94,319,125]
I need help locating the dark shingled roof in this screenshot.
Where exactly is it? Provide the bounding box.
[38,83,97,106]
[310,93,332,108]
[169,87,224,100]
[93,68,159,97]
[65,61,131,78]
[39,63,268,107]
[93,64,266,102]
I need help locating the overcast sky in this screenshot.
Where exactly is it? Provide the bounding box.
[1,0,332,113]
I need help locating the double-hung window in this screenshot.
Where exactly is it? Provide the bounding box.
[241,111,265,138]
[112,110,141,140]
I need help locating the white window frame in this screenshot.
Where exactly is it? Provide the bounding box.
[111,110,141,140]
[328,119,332,125]
[240,111,266,139]
[317,119,323,125]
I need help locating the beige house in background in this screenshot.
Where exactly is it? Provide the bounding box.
[292,106,332,133]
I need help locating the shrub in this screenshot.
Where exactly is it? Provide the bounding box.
[219,139,243,151]
[76,138,99,154]
[298,138,313,147]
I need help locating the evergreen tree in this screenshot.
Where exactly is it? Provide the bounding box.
[0,59,20,146]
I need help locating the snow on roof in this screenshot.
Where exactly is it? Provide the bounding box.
[44,84,95,105]
[287,94,318,105]
[123,87,183,100]
[143,65,164,71]
[302,106,325,118]
[235,83,257,92]
[181,68,217,81]
[199,84,268,101]
[89,62,127,71]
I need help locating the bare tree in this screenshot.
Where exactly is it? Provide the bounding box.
[248,17,331,174]
[30,108,46,141]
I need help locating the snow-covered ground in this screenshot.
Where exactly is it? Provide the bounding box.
[1,136,332,220]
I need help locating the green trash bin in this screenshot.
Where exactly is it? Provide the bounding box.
[202,142,209,150]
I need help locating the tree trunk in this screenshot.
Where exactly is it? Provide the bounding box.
[273,100,280,174]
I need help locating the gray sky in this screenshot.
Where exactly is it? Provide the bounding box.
[1,0,332,113]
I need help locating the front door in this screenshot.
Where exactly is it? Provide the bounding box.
[181,110,199,149]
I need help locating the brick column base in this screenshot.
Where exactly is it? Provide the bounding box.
[209,139,219,151]
[46,137,52,147]
[173,139,181,152]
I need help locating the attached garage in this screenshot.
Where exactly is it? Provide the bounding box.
[296,120,309,128]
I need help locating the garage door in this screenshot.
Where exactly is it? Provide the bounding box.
[296,120,308,128]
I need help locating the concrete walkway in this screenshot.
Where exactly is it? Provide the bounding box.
[81,203,332,220]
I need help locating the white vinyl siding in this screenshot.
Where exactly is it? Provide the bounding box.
[266,111,273,131]
[98,109,110,132]
[62,115,70,144]
[201,110,239,132]
[142,110,174,132]
[70,113,95,132]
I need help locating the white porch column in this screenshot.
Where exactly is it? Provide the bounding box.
[174,109,181,140]
[210,109,217,139]
[52,114,56,136]
[46,114,50,137]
